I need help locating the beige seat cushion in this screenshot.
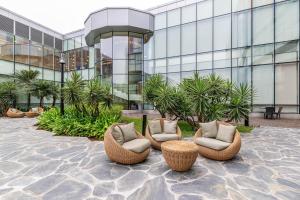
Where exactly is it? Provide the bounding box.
[122,138,150,153]
[152,133,179,142]
[111,126,124,145]
[148,120,161,135]
[216,124,236,143]
[118,123,137,142]
[195,137,231,150]
[199,120,218,138]
[163,120,177,134]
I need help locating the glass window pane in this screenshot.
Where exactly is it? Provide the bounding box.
[74,36,81,49]
[197,19,212,53]
[168,57,180,72]
[181,22,196,55]
[182,71,195,80]
[155,13,167,30]
[43,46,54,70]
[168,9,180,27]
[253,65,274,105]
[67,39,74,50]
[197,0,212,20]
[168,26,180,57]
[0,60,14,75]
[155,29,166,58]
[232,66,251,85]
[15,37,29,65]
[144,34,154,60]
[214,0,231,16]
[232,10,251,48]
[113,74,128,108]
[253,44,274,65]
[0,31,13,62]
[275,0,299,42]
[214,68,231,81]
[214,50,231,68]
[113,33,128,59]
[275,41,299,63]
[232,0,251,12]
[30,42,43,67]
[253,0,273,7]
[155,59,166,73]
[167,73,181,85]
[197,53,212,70]
[113,60,128,75]
[275,63,298,107]
[253,6,274,45]
[182,4,196,24]
[182,55,196,71]
[101,33,112,59]
[43,69,54,81]
[214,15,231,51]
[144,60,154,75]
[232,47,251,67]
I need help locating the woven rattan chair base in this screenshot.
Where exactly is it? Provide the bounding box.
[193,121,241,161]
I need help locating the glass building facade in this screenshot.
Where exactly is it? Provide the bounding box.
[0,0,300,113]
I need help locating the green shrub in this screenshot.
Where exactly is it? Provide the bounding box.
[37,105,122,140]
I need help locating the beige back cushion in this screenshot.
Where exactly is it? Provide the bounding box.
[216,124,236,143]
[11,108,17,113]
[163,120,177,134]
[111,126,124,145]
[118,122,137,142]
[148,120,161,135]
[199,120,218,138]
[32,107,39,113]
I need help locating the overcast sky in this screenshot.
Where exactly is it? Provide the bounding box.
[1,0,171,34]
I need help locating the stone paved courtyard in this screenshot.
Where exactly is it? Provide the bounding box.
[0,118,299,200]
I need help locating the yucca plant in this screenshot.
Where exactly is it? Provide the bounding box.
[227,83,252,123]
[63,72,85,113]
[85,78,113,118]
[14,69,40,109]
[180,73,210,123]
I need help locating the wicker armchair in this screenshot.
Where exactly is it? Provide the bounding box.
[145,118,182,150]
[104,124,150,165]
[193,121,241,161]
[6,108,25,118]
[25,107,44,118]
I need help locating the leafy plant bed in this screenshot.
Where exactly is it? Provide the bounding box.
[37,106,122,140]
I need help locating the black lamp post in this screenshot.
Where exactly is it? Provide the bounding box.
[59,53,65,115]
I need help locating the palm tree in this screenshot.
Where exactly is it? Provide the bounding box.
[49,83,59,107]
[15,69,40,110]
[31,80,52,107]
[0,81,17,116]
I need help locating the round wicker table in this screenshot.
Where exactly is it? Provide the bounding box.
[161,140,198,172]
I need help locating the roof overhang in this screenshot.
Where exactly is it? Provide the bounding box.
[84,7,154,46]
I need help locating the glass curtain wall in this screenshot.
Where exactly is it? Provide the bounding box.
[146,0,300,113]
[94,32,143,110]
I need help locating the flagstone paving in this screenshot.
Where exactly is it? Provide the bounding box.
[0,118,299,200]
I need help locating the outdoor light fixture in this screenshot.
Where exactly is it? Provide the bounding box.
[59,53,65,115]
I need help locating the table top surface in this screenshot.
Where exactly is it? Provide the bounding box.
[161,140,198,153]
